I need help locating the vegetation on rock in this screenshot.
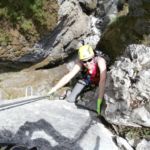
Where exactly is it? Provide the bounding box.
[0,0,58,46]
[98,2,150,64]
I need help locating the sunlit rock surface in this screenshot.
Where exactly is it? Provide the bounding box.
[104,44,150,127]
[0,64,68,99]
[0,99,133,150]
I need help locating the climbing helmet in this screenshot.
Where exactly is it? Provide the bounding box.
[78,45,94,61]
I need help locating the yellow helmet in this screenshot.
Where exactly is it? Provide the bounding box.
[78,45,94,61]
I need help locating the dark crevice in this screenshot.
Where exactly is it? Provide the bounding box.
[36,51,77,70]
[98,116,118,135]
[79,2,94,16]
[0,60,34,73]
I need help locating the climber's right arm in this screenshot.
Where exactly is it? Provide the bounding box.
[48,63,81,95]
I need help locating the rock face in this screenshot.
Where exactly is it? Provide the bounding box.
[0,64,68,99]
[18,0,100,68]
[0,0,121,70]
[98,0,150,63]
[136,139,150,150]
[15,0,118,69]
[0,0,58,69]
[104,44,150,127]
[0,99,133,150]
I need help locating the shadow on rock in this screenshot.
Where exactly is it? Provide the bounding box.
[0,119,85,150]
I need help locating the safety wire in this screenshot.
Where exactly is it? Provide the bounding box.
[0,93,98,115]
[0,95,51,111]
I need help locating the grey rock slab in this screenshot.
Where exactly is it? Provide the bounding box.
[136,139,150,150]
[0,100,80,149]
[0,99,120,150]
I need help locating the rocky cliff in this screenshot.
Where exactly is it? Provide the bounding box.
[0,0,150,150]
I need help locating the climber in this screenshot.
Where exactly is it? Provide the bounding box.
[48,44,107,115]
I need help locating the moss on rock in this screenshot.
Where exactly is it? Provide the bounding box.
[98,3,150,64]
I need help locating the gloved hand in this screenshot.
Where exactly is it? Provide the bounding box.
[96,98,102,115]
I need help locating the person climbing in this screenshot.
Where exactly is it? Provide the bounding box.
[48,44,107,115]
